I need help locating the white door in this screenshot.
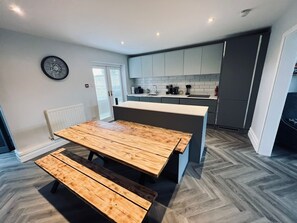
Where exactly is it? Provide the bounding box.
[92,66,124,121]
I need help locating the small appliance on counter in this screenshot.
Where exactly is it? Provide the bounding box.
[166,85,179,95]
[172,86,179,95]
[134,86,144,94]
[166,85,173,94]
[215,85,219,96]
[186,85,191,95]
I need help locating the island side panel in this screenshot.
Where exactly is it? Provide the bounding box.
[113,106,206,163]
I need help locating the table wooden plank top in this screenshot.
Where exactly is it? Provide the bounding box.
[87,120,192,154]
[55,120,191,178]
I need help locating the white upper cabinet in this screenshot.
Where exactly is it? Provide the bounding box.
[141,55,153,77]
[201,43,223,74]
[152,53,165,77]
[184,47,202,75]
[129,57,142,78]
[165,50,184,76]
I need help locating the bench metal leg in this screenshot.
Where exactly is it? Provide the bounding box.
[51,180,60,193]
[88,151,95,161]
[88,151,106,166]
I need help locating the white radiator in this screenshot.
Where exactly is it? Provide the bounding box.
[44,104,86,140]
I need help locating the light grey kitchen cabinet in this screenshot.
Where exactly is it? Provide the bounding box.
[129,57,142,78]
[127,96,140,101]
[152,53,165,77]
[201,43,223,74]
[184,47,202,75]
[165,50,184,76]
[141,55,153,77]
[161,97,180,104]
[217,32,270,130]
[139,97,162,103]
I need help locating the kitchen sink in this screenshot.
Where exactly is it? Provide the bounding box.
[187,94,210,98]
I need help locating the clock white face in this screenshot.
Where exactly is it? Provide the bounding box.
[41,56,69,80]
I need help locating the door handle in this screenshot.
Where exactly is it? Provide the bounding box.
[110,91,113,96]
[108,91,110,96]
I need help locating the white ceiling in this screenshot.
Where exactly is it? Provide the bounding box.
[0,0,294,55]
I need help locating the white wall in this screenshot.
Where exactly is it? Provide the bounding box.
[0,29,129,159]
[249,1,297,155]
[289,75,297,92]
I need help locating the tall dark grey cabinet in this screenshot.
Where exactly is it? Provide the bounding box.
[217,32,270,130]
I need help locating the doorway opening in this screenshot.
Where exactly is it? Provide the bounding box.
[0,106,15,154]
[273,62,297,156]
[92,65,124,122]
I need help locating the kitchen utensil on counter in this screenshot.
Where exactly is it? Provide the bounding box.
[172,87,179,95]
[186,85,191,95]
[131,87,135,94]
[166,85,173,94]
[215,85,219,96]
[134,86,144,94]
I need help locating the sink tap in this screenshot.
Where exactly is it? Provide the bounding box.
[152,85,158,94]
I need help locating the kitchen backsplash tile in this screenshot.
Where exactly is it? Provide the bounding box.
[133,74,219,95]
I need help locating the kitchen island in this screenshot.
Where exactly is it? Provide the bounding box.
[113,101,208,183]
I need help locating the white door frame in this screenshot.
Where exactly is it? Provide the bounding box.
[257,24,297,156]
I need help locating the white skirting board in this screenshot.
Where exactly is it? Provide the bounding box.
[15,138,69,163]
[248,127,259,153]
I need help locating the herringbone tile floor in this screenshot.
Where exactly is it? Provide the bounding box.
[1,128,297,222]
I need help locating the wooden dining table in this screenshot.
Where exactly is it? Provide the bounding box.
[54,120,192,178]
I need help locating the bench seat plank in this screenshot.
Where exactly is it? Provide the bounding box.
[35,149,157,223]
[51,148,156,209]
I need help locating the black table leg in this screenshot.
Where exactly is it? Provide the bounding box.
[139,173,147,185]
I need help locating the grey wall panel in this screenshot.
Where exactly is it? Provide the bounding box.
[245,32,270,129]
[217,100,247,128]
[219,34,260,101]
[113,106,205,163]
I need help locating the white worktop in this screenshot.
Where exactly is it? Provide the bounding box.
[127,94,218,100]
[114,101,208,117]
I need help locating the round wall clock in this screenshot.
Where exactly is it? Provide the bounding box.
[41,56,69,80]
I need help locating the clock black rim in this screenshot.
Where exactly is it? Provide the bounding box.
[41,55,69,80]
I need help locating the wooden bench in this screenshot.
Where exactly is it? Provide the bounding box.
[35,148,157,223]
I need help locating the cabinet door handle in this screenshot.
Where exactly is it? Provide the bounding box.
[108,91,110,96]
[110,91,113,96]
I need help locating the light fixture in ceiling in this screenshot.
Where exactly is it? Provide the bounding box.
[241,9,252,17]
[208,17,215,24]
[156,32,160,37]
[121,41,125,45]
[9,4,24,16]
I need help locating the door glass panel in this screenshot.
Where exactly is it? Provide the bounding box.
[109,67,124,104]
[92,67,111,120]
